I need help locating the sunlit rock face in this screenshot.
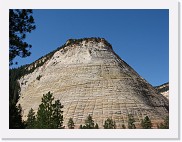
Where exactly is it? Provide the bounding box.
[17,38,169,128]
[155,83,169,100]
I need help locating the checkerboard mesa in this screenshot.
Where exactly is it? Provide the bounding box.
[17,37,169,128]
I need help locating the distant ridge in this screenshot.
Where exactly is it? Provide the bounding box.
[155,82,169,99]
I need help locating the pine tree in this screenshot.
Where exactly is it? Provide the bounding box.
[103,118,116,129]
[9,104,25,129]
[26,108,36,128]
[67,118,75,129]
[81,115,98,129]
[9,9,36,65]
[36,92,64,129]
[128,114,136,129]
[36,92,54,128]
[52,100,64,128]
[141,116,152,129]
[84,115,95,129]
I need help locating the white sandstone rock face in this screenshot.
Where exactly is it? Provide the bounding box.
[155,83,169,99]
[161,90,169,99]
[17,38,169,128]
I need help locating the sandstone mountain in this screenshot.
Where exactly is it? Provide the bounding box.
[17,37,169,128]
[155,82,169,99]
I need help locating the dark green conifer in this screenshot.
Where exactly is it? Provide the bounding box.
[26,108,36,128]
[128,114,136,129]
[141,116,152,129]
[9,9,36,65]
[67,118,75,129]
[103,118,116,129]
[36,92,64,129]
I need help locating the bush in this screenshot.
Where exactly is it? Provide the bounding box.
[36,75,42,80]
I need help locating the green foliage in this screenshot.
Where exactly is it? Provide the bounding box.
[9,9,36,65]
[9,63,29,129]
[26,108,36,128]
[36,92,64,129]
[103,118,116,129]
[52,100,64,128]
[157,116,169,129]
[141,116,152,129]
[128,114,136,129]
[80,115,98,129]
[9,104,25,129]
[36,92,54,128]
[67,118,75,129]
[83,115,95,129]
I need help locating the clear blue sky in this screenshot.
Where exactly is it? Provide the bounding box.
[13,9,169,86]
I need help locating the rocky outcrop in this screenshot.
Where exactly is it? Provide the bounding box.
[17,38,169,128]
[155,82,169,99]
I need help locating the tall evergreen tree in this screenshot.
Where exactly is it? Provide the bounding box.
[128,114,136,129]
[81,115,98,129]
[52,100,64,128]
[9,104,25,129]
[36,92,54,128]
[36,92,64,129]
[9,66,26,129]
[103,118,116,129]
[26,108,36,129]
[141,116,152,129]
[9,9,36,65]
[67,118,75,129]
[84,115,95,129]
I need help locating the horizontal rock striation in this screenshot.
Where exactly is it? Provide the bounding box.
[17,38,169,128]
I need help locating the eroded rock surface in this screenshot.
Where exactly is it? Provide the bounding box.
[155,83,169,99]
[17,38,169,128]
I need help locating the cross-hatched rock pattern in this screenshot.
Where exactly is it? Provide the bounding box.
[17,38,169,128]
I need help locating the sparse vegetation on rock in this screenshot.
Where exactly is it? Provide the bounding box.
[36,75,42,80]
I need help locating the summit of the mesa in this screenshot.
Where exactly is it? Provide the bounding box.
[17,37,169,128]
[65,37,112,49]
